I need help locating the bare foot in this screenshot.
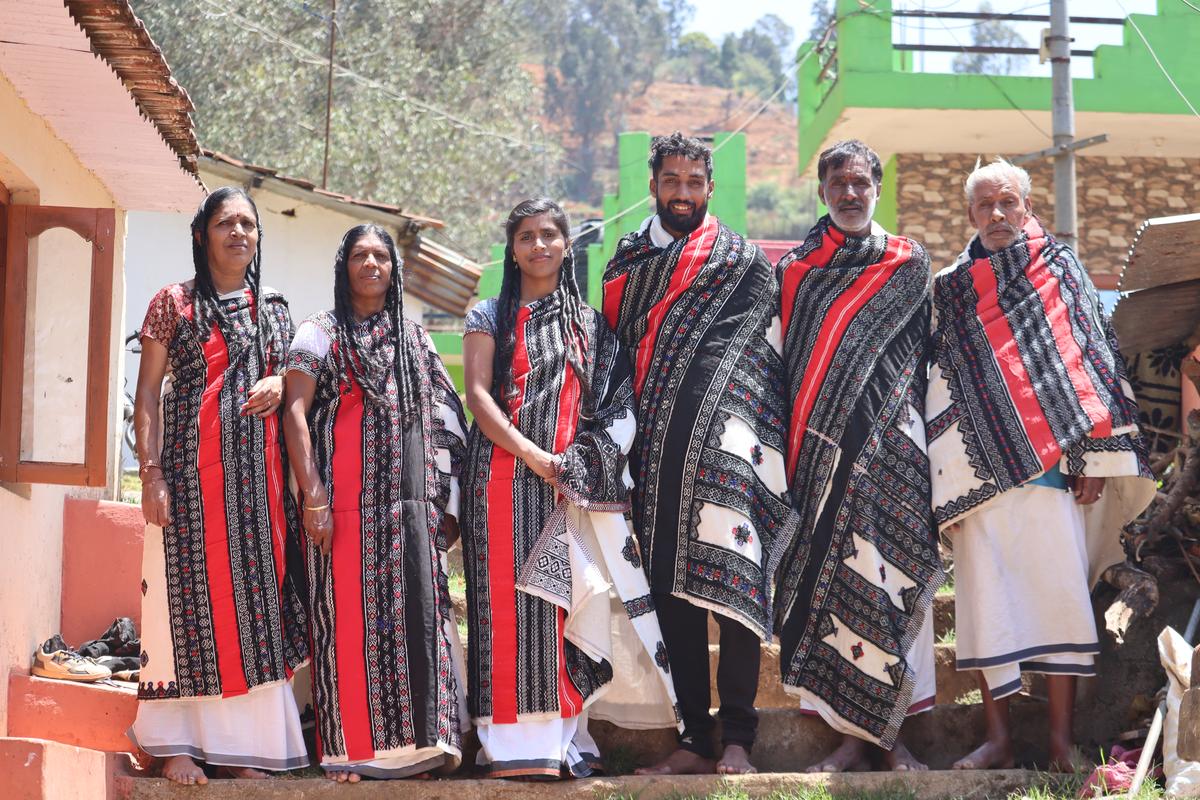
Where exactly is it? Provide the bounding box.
[634,748,715,775]
[806,737,869,773]
[883,741,928,772]
[162,755,208,785]
[324,769,362,783]
[716,743,756,775]
[1048,742,1089,774]
[952,739,1015,770]
[220,766,271,779]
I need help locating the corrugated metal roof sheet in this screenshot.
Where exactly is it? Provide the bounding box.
[0,0,202,210]
[63,0,199,176]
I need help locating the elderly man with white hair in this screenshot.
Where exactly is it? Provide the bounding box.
[925,158,1154,770]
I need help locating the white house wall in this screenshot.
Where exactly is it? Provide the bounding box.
[0,69,129,735]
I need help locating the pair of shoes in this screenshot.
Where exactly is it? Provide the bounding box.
[78,617,139,659]
[32,635,111,682]
[96,655,140,682]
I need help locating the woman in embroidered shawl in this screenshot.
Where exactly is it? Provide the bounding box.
[281,224,469,782]
[461,198,680,780]
[131,187,310,784]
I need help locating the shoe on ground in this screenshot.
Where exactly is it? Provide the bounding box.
[32,635,111,682]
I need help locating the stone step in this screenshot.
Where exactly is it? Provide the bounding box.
[589,701,1054,773]
[116,769,1048,800]
[6,673,137,754]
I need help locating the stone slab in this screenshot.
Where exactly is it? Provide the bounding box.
[7,673,137,754]
[0,737,114,800]
[116,768,1047,800]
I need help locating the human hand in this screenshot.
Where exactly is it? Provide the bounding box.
[141,473,173,527]
[302,488,333,555]
[242,375,284,417]
[524,448,559,487]
[1071,476,1106,505]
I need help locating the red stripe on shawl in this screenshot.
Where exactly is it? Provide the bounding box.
[967,255,1059,464]
[330,381,373,761]
[783,232,912,477]
[630,215,718,397]
[1024,232,1114,439]
[602,272,628,331]
[196,324,248,697]
[485,307,533,724]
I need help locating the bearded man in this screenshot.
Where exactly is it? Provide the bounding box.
[773,139,943,773]
[928,158,1154,770]
[602,131,796,775]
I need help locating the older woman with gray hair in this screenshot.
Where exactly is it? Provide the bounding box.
[925,158,1154,771]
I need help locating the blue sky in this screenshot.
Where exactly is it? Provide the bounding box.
[688,0,1159,79]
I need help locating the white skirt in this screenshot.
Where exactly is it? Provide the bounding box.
[951,484,1098,699]
[475,708,600,779]
[129,681,309,771]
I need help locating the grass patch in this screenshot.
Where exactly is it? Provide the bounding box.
[936,571,955,596]
[448,569,466,599]
[955,688,983,705]
[937,627,956,645]
[120,472,142,504]
[601,744,640,776]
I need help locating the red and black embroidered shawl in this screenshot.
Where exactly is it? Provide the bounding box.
[285,311,467,765]
[603,215,796,638]
[138,282,308,701]
[772,218,942,748]
[927,216,1152,527]
[460,292,635,722]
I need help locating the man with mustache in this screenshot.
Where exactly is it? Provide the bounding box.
[774,140,943,772]
[603,131,796,775]
[927,158,1154,770]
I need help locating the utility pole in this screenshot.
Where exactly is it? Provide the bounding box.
[1048,0,1077,249]
[321,0,338,190]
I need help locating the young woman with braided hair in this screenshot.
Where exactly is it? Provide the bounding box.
[282,224,469,782]
[132,187,310,784]
[461,199,680,780]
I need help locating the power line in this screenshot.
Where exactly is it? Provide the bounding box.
[929,10,1052,138]
[1114,0,1199,117]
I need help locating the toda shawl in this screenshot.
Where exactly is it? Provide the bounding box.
[285,312,468,769]
[927,217,1154,578]
[138,283,309,702]
[461,293,679,732]
[773,218,942,749]
[603,214,796,638]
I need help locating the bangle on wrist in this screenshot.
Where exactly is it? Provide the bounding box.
[304,502,330,512]
[138,460,162,476]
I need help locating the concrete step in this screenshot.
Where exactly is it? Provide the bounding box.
[6,673,137,754]
[589,700,1054,772]
[1,737,119,800]
[116,768,1048,799]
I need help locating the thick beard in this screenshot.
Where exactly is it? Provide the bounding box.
[657,195,708,236]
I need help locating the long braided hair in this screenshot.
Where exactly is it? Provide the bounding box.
[492,198,592,416]
[331,224,419,422]
[190,186,275,373]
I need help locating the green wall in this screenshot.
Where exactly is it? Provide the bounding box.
[799,0,1200,172]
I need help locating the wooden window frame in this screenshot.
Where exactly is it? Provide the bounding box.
[0,205,116,486]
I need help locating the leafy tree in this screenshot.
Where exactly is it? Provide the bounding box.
[132,0,552,258]
[952,2,1027,76]
[540,0,672,200]
[658,32,725,86]
[809,0,836,42]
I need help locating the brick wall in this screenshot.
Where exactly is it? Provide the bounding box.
[896,153,1199,280]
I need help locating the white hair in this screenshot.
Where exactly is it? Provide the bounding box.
[964,157,1032,203]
